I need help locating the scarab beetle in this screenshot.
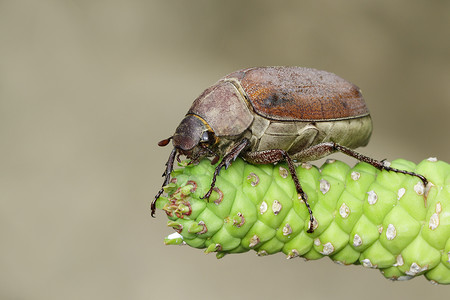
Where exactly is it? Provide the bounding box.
[152,66,427,232]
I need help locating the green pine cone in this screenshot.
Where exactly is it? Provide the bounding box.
[155,157,450,284]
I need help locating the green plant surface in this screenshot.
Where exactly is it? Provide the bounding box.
[155,157,450,284]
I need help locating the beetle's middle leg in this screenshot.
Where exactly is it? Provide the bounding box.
[201,138,250,200]
[243,149,316,233]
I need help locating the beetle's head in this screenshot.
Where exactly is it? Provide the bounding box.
[158,114,218,162]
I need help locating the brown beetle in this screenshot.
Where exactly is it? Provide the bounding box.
[152,66,427,232]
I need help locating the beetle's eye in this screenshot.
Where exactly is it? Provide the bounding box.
[201,131,210,143]
[200,131,216,144]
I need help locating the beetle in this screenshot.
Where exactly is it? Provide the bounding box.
[151,66,428,232]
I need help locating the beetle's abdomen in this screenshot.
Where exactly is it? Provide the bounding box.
[225,66,369,121]
[248,115,372,161]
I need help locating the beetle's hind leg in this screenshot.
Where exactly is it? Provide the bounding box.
[293,142,429,207]
[293,142,428,187]
[243,149,316,233]
[333,143,428,186]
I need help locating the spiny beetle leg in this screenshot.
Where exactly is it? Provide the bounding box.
[201,138,250,200]
[294,142,429,195]
[244,149,315,233]
[151,148,177,217]
[295,142,429,187]
[335,143,427,184]
[331,143,429,199]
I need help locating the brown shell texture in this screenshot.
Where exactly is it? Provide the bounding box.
[225,66,370,121]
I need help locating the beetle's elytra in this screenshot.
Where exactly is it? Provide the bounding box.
[152,66,428,233]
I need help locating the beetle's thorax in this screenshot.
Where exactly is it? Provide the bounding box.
[187,80,254,137]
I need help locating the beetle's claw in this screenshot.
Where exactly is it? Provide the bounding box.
[150,187,164,218]
[306,216,316,233]
[201,182,218,200]
[151,193,161,217]
[150,201,156,217]
[200,189,212,201]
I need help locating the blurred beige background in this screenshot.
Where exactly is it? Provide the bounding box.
[1,0,449,299]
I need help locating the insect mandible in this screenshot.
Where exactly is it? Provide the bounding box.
[151,66,428,233]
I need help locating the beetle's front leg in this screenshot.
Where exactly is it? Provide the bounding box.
[201,138,250,200]
[151,148,177,217]
[243,149,316,233]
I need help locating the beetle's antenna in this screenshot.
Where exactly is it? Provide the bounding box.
[158,137,173,147]
[151,148,177,217]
